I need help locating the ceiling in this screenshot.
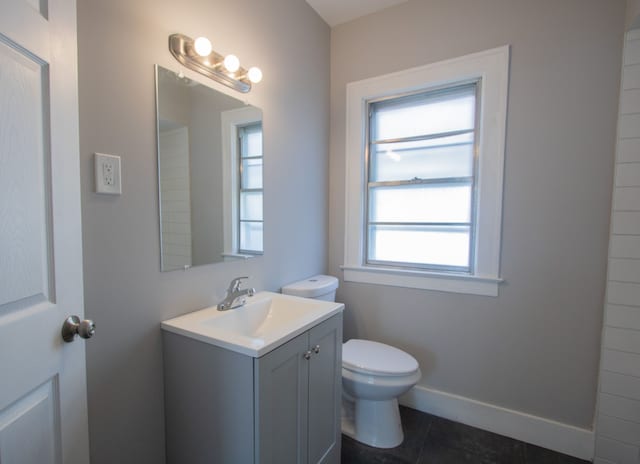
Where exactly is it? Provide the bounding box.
[305,0,410,27]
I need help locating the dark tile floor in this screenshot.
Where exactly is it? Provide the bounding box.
[341,406,589,464]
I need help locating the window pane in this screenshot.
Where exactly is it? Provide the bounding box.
[370,134,474,182]
[242,158,263,189]
[242,125,262,158]
[369,184,471,223]
[240,221,263,252]
[240,191,263,221]
[372,85,475,141]
[368,225,470,268]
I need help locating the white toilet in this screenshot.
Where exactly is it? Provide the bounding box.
[281,275,422,449]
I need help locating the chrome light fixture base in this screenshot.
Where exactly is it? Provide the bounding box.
[168,33,252,93]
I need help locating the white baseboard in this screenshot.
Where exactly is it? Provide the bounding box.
[400,384,594,460]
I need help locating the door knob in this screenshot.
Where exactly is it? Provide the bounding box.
[313,345,320,354]
[62,316,96,343]
[303,350,312,360]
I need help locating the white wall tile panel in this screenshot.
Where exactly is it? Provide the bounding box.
[611,235,640,259]
[606,305,640,330]
[602,349,640,378]
[598,415,640,446]
[612,211,640,234]
[608,282,640,306]
[621,89,640,115]
[613,187,640,211]
[615,163,640,186]
[599,393,640,424]
[609,260,640,283]
[617,139,640,163]
[623,64,640,90]
[158,126,191,270]
[161,211,190,224]
[161,200,190,213]
[600,371,640,402]
[619,114,640,139]
[160,189,189,202]
[593,459,618,464]
[603,327,640,354]
[595,436,639,464]
[162,221,190,235]
[625,40,640,66]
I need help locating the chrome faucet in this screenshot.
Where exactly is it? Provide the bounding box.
[217,276,255,311]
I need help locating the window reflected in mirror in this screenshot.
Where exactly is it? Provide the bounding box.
[238,123,263,254]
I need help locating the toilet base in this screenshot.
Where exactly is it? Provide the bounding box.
[341,396,404,448]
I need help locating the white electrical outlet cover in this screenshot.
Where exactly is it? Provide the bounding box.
[94,153,122,195]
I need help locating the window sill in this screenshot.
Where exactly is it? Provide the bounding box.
[221,252,254,261]
[340,265,503,297]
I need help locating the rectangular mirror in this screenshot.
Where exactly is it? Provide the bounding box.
[155,65,263,271]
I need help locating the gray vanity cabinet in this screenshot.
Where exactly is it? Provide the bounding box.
[256,313,342,464]
[163,313,342,464]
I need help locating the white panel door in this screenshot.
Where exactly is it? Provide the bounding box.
[0,0,90,463]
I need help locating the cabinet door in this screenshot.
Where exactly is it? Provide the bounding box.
[256,332,310,464]
[308,314,343,464]
[163,333,255,464]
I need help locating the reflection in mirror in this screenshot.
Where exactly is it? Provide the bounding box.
[155,65,263,272]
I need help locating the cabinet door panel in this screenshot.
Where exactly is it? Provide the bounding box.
[308,314,343,464]
[163,333,255,464]
[256,332,310,464]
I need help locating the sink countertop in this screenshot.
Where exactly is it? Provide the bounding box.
[161,291,344,357]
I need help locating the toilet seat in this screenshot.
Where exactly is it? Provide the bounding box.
[343,339,419,377]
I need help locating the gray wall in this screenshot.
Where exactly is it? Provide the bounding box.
[188,88,237,266]
[77,0,329,462]
[628,0,640,29]
[328,0,625,429]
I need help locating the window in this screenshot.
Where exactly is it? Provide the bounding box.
[367,83,478,272]
[343,46,509,296]
[221,106,263,259]
[238,123,263,254]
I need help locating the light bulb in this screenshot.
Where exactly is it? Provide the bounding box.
[248,67,263,84]
[223,54,240,73]
[193,37,212,57]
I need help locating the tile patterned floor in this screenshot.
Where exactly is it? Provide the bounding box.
[341,406,589,464]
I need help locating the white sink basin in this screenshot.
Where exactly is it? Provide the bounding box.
[161,291,344,357]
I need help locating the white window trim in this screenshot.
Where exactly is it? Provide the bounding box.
[342,45,510,297]
[221,106,262,257]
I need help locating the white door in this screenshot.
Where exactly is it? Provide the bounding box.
[0,0,90,463]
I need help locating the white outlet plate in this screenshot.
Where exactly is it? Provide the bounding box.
[95,153,122,195]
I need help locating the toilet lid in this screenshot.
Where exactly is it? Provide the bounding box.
[342,339,419,376]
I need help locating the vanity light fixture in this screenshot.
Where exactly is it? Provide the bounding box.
[168,33,262,93]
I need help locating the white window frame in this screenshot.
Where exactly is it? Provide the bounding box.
[237,122,264,255]
[221,106,262,260]
[342,46,510,297]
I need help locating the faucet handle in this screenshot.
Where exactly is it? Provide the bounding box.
[229,276,249,292]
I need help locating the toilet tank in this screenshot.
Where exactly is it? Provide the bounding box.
[281,275,339,302]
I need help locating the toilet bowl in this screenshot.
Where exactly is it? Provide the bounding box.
[341,339,421,448]
[281,275,422,449]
